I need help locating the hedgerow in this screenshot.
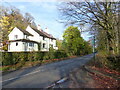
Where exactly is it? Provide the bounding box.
[2,51,68,66]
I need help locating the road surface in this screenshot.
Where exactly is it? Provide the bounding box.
[2,54,94,88]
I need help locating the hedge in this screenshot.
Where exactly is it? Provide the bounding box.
[2,51,68,66]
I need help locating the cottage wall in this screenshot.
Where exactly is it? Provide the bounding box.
[9,27,24,40]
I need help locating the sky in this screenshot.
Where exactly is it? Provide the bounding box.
[2,0,90,41]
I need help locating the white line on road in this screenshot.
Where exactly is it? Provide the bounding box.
[1,54,93,83]
[1,69,42,83]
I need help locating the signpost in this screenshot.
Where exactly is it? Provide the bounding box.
[90,35,96,60]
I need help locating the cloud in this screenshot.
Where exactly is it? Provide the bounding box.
[18,5,26,10]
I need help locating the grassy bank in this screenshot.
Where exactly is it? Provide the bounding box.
[87,52,120,72]
[83,52,120,88]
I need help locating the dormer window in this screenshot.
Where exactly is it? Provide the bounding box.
[14,35,18,40]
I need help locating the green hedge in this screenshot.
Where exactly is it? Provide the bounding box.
[2,51,68,66]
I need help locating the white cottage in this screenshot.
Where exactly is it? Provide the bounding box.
[8,25,58,52]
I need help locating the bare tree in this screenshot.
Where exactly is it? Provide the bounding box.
[58,1,120,54]
[24,12,34,24]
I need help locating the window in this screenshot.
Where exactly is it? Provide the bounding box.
[29,43,34,47]
[43,43,45,48]
[26,43,28,46]
[32,43,34,47]
[14,35,18,40]
[43,37,45,40]
[16,42,18,46]
[29,43,32,47]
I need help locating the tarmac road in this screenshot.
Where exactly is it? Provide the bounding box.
[2,54,94,88]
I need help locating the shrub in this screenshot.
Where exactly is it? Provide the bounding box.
[34,52,41,61]
[43,52,55,60]
[2,52,13,66]
[12,52,20,64]
[54,50,67,58]
[2,51,68,66]
[94,51,120,71]
[19,52,28,65]
[28,52,34,62]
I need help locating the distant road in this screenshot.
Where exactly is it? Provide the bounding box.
[2,54,94,88]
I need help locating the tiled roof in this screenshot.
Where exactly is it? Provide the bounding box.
[31,27,46,37]
[40,31,56,40]
[17,27,33,36]
[31,27,56,40]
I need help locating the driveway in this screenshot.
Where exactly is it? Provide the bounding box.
[2,54,94,88]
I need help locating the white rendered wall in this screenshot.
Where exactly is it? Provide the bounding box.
[53,40,58,50]
[9,27,24,40]
[26,26,42,43]
[8,42,24,52]
[49,39,58,50]
[8,41,38,52]
[41,37,49,51]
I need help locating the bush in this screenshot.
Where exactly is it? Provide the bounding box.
[54,50,67,58]
[2,51,68,66]
[28,52,34,62]
[94,51,120,71]
[12,52,20,64]
[43,52,50,60]
[19,52,28,65]
[34,52,41,61]
[2,52,13,65]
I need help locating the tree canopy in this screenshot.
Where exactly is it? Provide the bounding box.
[63,26,92,55]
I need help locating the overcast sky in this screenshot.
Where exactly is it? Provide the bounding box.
[2,1,90,41]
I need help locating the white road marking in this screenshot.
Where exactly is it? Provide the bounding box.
[46,77,68,88]
[1,69,42,83]
[1,54,94,83]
